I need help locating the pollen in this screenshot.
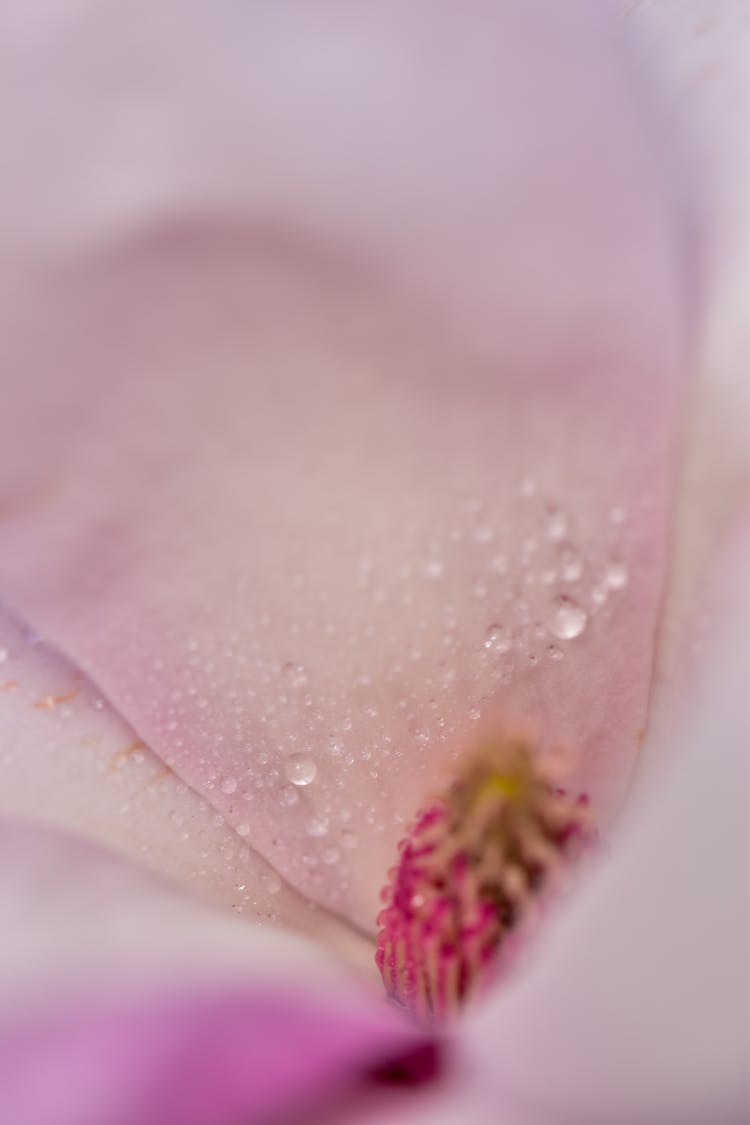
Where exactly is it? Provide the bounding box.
[375,734,592,1021]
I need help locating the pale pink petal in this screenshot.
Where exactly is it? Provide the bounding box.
[0,601,372,964]
[623,0,749,680]
[0,0,689,930]
[460,527,749,1124]
[0,819,439,1125]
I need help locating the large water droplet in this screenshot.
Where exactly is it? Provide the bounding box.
[285,754,317,786]
[484,623,512,654]
[549,597,588,640]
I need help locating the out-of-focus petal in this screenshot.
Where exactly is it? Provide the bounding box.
[0,819,439,1125]
[460,526,749,1125]
[623,0,749,679]
[0,0,688,930]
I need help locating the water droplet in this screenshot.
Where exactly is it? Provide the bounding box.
[558,544,583,582]
[546,508,568,541]
[423,559,444,580]
[279,786,299,807]
[322,846,341,866]
[306,816,329,838]
[547,644,564,662]
[549,596,588,640]
[484,623,512,654]
[285,754,317,786]
[489,553,508,576]
[261,871,282,895]
[0,648,8,664]
[236,823,250,837]
[221,776,238,795]
[341,828,359,850]
[519,476,537,498]
[282,662,308,688]
[604,560,628,591]
[472,524,495,545]
[609,505,627,525]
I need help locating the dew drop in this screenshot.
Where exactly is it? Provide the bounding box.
[423,559,444,580]
[322,846,341,866]
[0,648,8,663]
[558,544,583,582]
[489,554,508,576]
[546,509,568,541]
[285,754,317,786]
[236,823,250,837]
[547,644,564,662]
[472,524,495,545]
[604,560,628,591]
[306,816,329,838]
[220,776,238,795]
[261,871,282,895]
[282,662,308,689]
[549,596,588,640]
[484,623,512,654]
[519,476,537,498]
[279,786,299,807]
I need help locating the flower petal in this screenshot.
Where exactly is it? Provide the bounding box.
[0,818,439,1125]
[0,0,687,929]
[461,525,749,1124]
[0,601,372,965]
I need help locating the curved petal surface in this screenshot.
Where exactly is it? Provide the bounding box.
[0,1,689,931]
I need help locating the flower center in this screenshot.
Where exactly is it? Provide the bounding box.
[375,734,591,1020]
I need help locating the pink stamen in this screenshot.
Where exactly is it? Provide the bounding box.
[375,735,592,1021]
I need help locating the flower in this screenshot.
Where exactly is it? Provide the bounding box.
[0,1,746,1123]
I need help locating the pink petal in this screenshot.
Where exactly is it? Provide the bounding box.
[460,526,749,1124]
[0,1,689,928]
[625,0,749,681]
[0,819,439,1125]
[0,601,372,960]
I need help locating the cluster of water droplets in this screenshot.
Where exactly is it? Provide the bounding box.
[111,473,635,922]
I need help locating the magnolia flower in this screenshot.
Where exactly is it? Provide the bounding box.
[0,1,746,1123]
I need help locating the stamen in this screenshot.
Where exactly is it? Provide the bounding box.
[376,734,592,1021]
